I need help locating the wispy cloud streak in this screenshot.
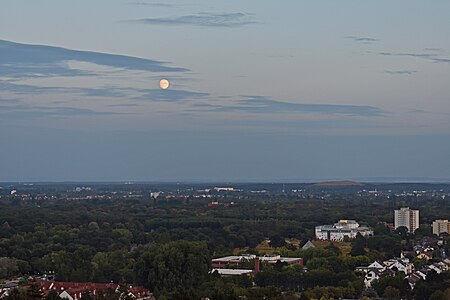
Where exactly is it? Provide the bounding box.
[128,2,174,7]
[384,70,417,75]
[0,102,127,119]
[193,96,386,117]
[134,88,209,102]
[0,81,209,105]
[0,82,128,98]
[379,51,450,64]
[130,12,258,27]
[345,36,378,43]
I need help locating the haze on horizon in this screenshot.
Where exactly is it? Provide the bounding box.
[1,0,450,182]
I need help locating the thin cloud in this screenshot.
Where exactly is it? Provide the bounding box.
[0,39,188,79]
[193,96,386,117]
[0,98,21,104]
[379,52,433,58]
[0,104,127,120]
[431,57,450,63]
[409,109,450,116]
[107,103,140,108]
[134,88,209,102]
[0,82,129,99]
[128,2,174,7]
[33,106,128,116]
[79,88,129,98]
[379,51,450,64]
[0,82,63,94]
[345,36,378,43]
[384,70,417,75]
[130,12,258,27]
[1,81,209,107]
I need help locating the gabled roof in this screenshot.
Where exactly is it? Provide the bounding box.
[302,240,316,250]
[368,261,384,269]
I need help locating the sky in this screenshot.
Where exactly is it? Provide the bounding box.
[1,0,450,182]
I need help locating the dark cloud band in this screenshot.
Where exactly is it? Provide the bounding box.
[0,39,188,79]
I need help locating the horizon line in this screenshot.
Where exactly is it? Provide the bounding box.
[1,178,450,185]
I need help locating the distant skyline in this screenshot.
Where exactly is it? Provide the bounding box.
[1,1,450,182]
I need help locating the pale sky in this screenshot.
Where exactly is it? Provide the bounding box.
[1,0,450,182]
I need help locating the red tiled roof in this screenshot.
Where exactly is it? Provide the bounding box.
[35,281,152,298]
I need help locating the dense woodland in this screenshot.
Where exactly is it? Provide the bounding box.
[0,184,449,299]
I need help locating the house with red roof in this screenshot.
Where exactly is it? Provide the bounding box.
[35,281,155,300]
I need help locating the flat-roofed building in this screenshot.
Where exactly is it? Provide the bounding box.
[211,254,302,270]
[432,219,450,235]
[211,269,254,276]
[315,220,373,241]
[211,254,256,269]
[258,254,303,266]
[395,207,419,233]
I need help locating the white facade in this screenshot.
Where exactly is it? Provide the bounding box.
[368,261,385,270]
[315,220,373,241]
[394,207,419,233]
[432,219,449,235]
[356,265,383,288]
[383,258,414,274]
[364,269,380,288]
[211,269,253,276]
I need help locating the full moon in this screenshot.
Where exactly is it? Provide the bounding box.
[159,79,170,90]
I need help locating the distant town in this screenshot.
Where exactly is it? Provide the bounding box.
[2,181,449,203]
[0,181,449,299]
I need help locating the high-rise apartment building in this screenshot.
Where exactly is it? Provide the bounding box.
[432,220,450,235]
[394,207,419,233]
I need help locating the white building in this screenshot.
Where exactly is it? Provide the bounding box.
[384,259,413,274]
[211,254,303,269]
[315,220,373,241]
[356,262,385,288]
[361,268,382,288]
[211,269,254,276]
[432,219,450,235]
[394,207,419,233]
[356,258,414,288]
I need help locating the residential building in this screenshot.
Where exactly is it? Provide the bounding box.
[357,258,414,288]
[383,258,414,274]
[432,219,450,235]
[394,207,419,233]
[416,252,433,261]
[33,282,154,300]
[358,256,450,290]
[315,220,373,241]
[361,268,382,288]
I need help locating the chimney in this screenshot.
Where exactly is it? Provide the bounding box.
[254,257,260,273]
